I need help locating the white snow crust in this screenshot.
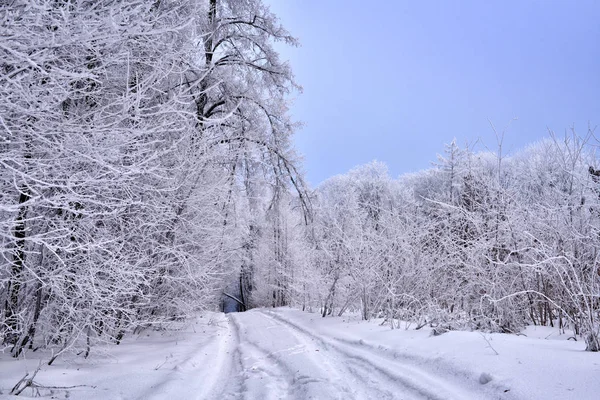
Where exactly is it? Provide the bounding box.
[1,308,598,399]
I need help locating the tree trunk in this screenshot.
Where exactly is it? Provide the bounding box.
[4,189,30,346]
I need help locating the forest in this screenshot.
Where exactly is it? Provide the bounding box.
[1,0,599,368]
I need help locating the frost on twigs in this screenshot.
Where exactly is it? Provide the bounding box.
[0,0,306,360]
[10,363,42,396]
[8,361,93,397]
[427,307,470,336]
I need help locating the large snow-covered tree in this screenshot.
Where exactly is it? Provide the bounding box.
[0,0,307,357]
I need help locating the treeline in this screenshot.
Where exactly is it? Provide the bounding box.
[0,0,307,358]
[3,0,598,360]
[297,134,600,351]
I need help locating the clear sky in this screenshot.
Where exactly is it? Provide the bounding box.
[266,0,600,186]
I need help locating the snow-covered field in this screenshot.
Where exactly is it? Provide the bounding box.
[1,308,598,399]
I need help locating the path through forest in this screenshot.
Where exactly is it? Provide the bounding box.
[165,309,512,400]
[5,308,597,399]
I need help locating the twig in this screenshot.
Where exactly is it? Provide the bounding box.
[10,361,42,396]
[479,332,499,355]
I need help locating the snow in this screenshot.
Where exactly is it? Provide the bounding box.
[0,313,237,400]
[1,308,599,399]
[268,309,600,400]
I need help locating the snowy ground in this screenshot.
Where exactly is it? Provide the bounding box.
[1,308,599,399]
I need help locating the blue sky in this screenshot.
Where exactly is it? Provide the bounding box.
[266,0,600,186]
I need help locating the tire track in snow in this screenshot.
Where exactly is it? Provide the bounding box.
[138,314,238,400]
[228,312,291,400]
[230,311,354,400]
[330,334,515,399]
[255,310,415,399]
[254,313,396,400]
[199,315,243,400]
[259,309,513,400]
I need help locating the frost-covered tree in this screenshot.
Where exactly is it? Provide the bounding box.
[308,132,600,350]
[0,0,307,358]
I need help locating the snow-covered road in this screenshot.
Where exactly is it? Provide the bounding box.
[4,308,598,399]
[205,309,507,400]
